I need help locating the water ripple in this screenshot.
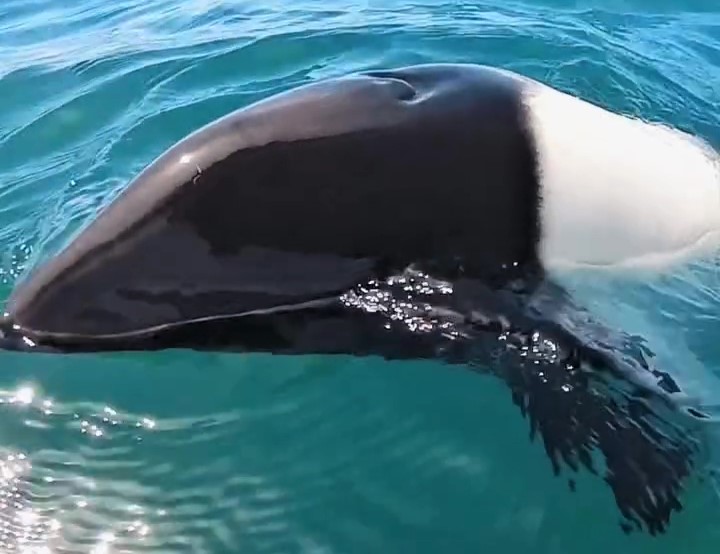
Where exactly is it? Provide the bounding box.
[0,384,161,553]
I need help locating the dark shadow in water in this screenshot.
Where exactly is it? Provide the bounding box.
[335,270,706,537]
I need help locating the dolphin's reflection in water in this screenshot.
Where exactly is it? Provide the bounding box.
[338,267,705,536]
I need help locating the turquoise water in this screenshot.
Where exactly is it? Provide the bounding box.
[1,0,720,552]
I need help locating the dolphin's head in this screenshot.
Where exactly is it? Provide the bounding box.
[0,75,406,353]
[0,64,543,354]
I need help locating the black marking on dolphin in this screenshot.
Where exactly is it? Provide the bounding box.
[0,63,710,535]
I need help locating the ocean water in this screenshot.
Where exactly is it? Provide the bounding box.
[1,0,720,552]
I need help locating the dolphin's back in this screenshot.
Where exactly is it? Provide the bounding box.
[6,64,541,340]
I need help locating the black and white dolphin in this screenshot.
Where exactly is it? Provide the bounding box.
[2,63,718,535]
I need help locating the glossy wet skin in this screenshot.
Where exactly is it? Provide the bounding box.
[2,64,540,347]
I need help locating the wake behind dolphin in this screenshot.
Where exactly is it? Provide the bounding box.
[1,63,718,535]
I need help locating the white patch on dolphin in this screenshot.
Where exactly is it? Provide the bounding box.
[522,79,720,273]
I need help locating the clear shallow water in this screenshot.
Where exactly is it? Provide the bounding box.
[1,0,720,552]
